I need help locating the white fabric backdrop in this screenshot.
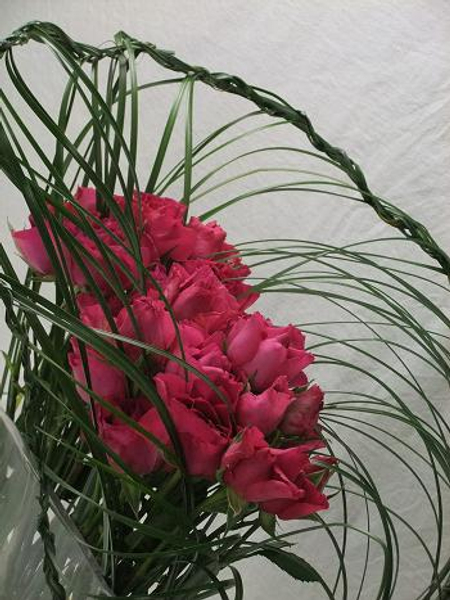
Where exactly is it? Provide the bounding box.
[1,2,449,599]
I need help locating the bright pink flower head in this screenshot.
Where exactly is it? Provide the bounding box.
[212,243,259,310]
[280,384,324,439]
[226,313,314,392]
[68,298,127,403]
[221,428,331,520]
[236,376,294,435]
[236,378,324,439]
[63,224,154,293]
[12,220,54,275]
[97,396,164,475]
[115,294,176,361]
[120,192,195,260]
[166,324,230,378]
[187,217,227,258]
[173,321,208,351]
[163,262,240,333]
[156,368,242,436]
[74,186,98,214]
[101,421,163,475]
[68,341,127,403]
[141,381,230,480]
[76,292,124,318]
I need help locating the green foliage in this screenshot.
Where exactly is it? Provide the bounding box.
[258,548,326,585]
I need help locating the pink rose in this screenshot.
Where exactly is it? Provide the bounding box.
[69,297,128,403]
[76,292,124,318]
[97,397,164,475]
[163,325,240,435]
[151,366,243,478]
[226,313,266,365]
[12,219,53,275]
[116,295,176,361]
[188,332,230,372]
[145,262,169,293]
[237,379,324,439]
[226,313,314,391]
[63,224,153,293]
[141,385,229,479]
[156,369,242,436]
[212,243,259,310]
[236,376,294,435]
[187,217,227,258]
[61,193,157,292]
[221,427,330,520]
[280,384,324,439]
[119,192,195,260]
[68,341,127,403]
[101,421,163,474]
[74,189,193,261]
[78,301,114,332]
[183,245,259,310]
[163,262,240,333]
[173,321,208,350]
[73,186,98,214]
[59,187,100,223]
[166,324,230,378]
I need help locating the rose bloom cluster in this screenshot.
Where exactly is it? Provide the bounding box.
[13,187,335,520]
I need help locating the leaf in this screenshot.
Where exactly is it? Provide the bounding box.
[198,488,228,514]
[145,78,190,193]
[121,480,141,519]
[226,488,247,516]
[229,566,243,600]
[256,548,335,598]
[258,548,322,583]
[259,511,276,537]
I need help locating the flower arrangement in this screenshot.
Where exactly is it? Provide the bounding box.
[13,186,335,519]
[1,21,449,600]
